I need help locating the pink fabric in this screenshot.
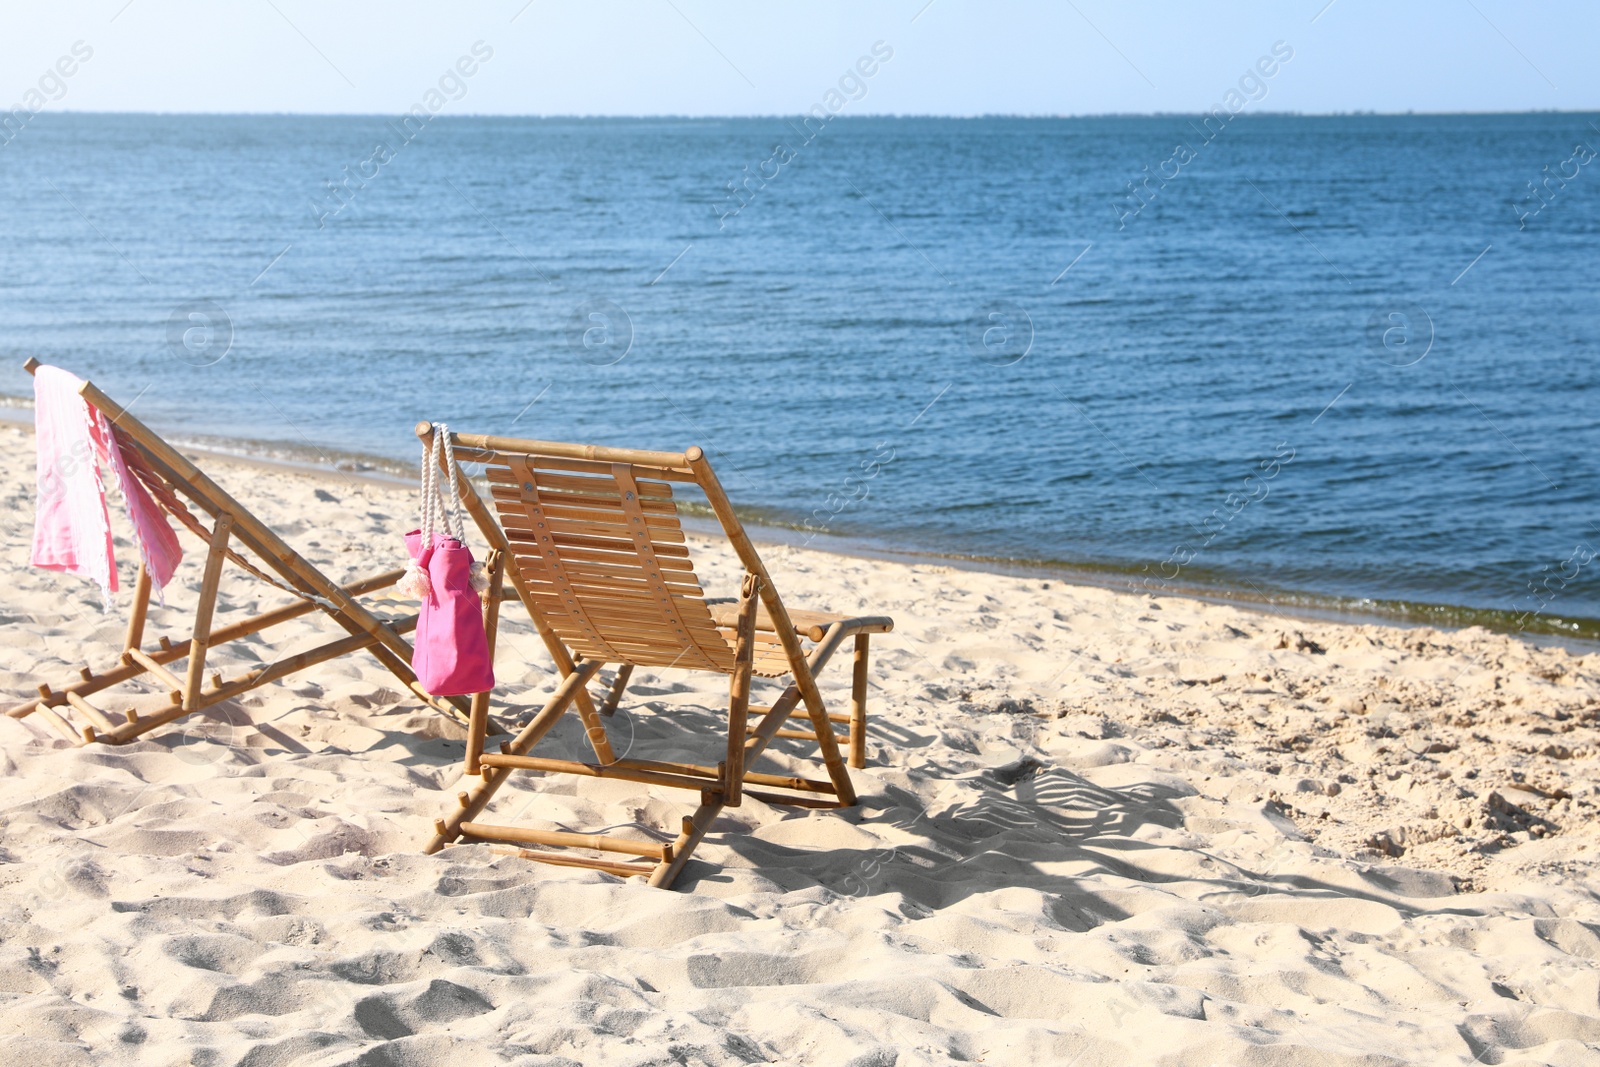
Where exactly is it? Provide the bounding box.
[31,366,117,607]
[100,423,182,590]
[405,529,495,696]
[30,365,182,608]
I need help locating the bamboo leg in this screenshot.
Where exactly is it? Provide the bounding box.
[503,660,604,757]
[648,800,724,889]
[424,659,601,854]
[849,632,870,769]
[792,662,854,805]
[124,564,151,651]
[575,693,618,765]
[725,573,759,806]
[746,622,856,804]
[685,449,856,806]
[465,549,505,776]
[182,514,233,714]
[598,664,633,718]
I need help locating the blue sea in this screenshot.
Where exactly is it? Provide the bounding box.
[2,113,1597,635]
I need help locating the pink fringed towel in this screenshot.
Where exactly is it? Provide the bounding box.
[399,423,494,697]
[30,364,182,609]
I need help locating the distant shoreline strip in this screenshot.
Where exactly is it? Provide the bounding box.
[0,400,1592,647]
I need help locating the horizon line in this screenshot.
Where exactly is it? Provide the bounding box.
[24,107,1600,120]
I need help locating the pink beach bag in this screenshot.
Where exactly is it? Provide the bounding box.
[400,424,494,697]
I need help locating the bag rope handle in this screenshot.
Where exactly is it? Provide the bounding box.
[434,424,471,545]
[401,423,488,599]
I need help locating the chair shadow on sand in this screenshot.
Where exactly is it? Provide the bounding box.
[472,686,1196,918]
[601,697,1488,924]
[152,681,1481,926]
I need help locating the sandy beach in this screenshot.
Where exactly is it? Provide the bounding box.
[3,420,1600,1066]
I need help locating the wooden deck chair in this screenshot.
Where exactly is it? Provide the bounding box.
[6,359,479,746]
[419,425,893,889]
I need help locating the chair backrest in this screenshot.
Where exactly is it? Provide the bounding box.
[448,433,790,676]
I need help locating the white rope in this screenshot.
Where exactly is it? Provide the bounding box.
[404,424,488,597]
[436,423,469,543]
[418,429,439,550]
[418,424,469,549]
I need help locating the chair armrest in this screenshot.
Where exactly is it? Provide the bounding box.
[706,602,893,642]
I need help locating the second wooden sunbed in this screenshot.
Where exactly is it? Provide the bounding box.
[419,425,893,889]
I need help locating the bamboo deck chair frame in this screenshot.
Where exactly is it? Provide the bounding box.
[6,359,482,746]
[419,424,893,889]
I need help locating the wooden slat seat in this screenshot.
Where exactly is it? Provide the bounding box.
[488,456,802,677]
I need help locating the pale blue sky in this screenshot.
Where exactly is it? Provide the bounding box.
[4,1,1595,116]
